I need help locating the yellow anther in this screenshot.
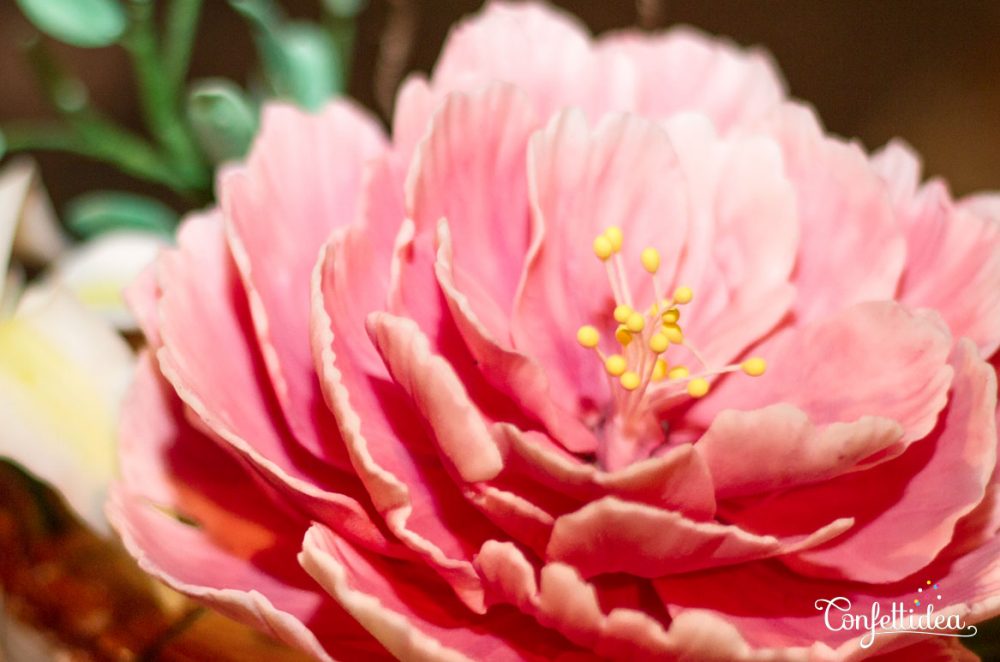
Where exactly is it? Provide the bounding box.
[649,333,669,354]
[594,235,614,261]
[661,308,680,324]
[604,226,623,253]
[625,312,645,333]
[620,371,641,391]
[652,359,668,381]
[640,247,661,274]
[605,354,628,376]
[613,304,633,324]
[577,325,600,349]
[741,357,767,377]
[615,326,633,346]
[673,286,693,304]
[662,323,684,344]
[687,377,710,398]
[668,366,690,380]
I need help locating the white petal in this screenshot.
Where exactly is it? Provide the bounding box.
[49,230,168,331]
[0,285,134,534]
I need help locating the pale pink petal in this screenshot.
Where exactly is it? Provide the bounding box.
[475,541,806,661]
[300,524,576,661]
[513,109,689,415]
[432,2,594,120]
[766,104,905,322]
[658,117,798,368]
[221,100,386,469]
[872,141,1000,357]
[490,423,716,520]
[435,220,596,454]
[597,27,786,131]
[692,302,954,447]
[406,83,538,322]
[547,495,852,579]
[783,339,997,581]
[697,405,905,498]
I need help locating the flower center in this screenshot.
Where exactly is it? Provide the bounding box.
[576,226,767,419]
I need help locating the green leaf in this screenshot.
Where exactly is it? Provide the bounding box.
[321,0,367,18]
[269,22,343,108]
[187,79,259,164]
[65,192,178,238]
[15,0,127,48]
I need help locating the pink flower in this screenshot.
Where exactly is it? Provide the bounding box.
[111,3,1000,659]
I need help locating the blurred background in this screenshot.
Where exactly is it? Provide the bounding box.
[2,0,999,659]
[2,0,1000,216]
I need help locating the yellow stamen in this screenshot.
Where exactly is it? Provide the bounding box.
[741,357,767,377]
[668,366,689,380]
[615,326,632,346]
[662,323,683,344]
[604,226,623,253]
[687,377,710,398]
[641,247,660,274]
[661,308,680,324]
[594,236,614,261]
[649,333,669,354]
[577,325,600,348]
[673,286,693,304]
[625,312,645,333]
[613,304,633,323]
[605,354,627,377]
[620,371,641,391]
[652,359,668,381]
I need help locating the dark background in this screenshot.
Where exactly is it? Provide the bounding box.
[2,0,999,213]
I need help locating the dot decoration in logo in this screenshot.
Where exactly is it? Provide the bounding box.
[915,580,943,606]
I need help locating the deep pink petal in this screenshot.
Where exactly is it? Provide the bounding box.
[156,211,395,554]
[300,524,577,661]
[546,495,852,579]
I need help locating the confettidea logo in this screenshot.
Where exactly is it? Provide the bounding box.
[815,581,978,649]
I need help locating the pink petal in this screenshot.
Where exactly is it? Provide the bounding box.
[513,109,689,414]
[597,27,786,131]
[766,104,905,322]
[300,524,575,661]
[156,211,395,554]
[406,83,538,324]
[123,259,161,348]
[696,404,904,498]
[313,236,507,613]
[546,495,852,579]
[221,101,386,469]
[716,339,995,584]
